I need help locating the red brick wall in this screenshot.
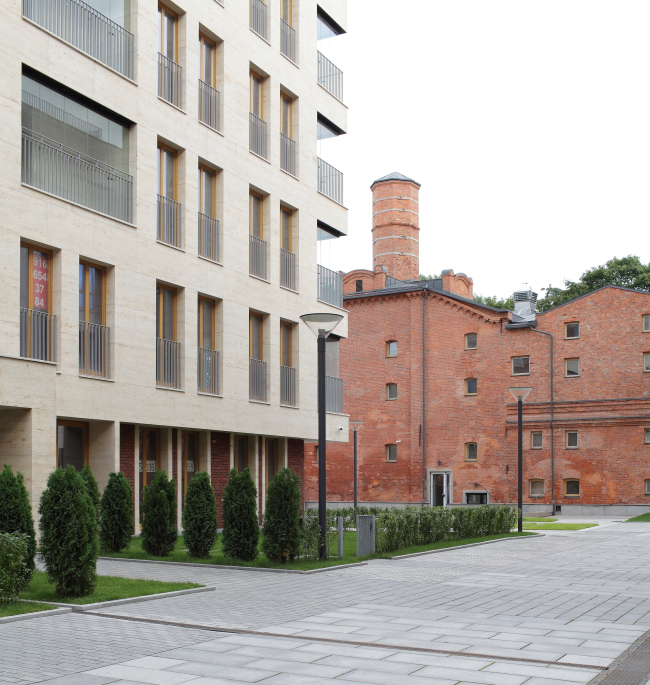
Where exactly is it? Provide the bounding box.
[258,436,263,523]
[119,423,135,527]
[288,438,305,510]
[172,429,178,482]
[210,431,230,526]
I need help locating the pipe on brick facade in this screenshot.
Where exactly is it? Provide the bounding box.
[531,328,555,514]
[421,287,427,507]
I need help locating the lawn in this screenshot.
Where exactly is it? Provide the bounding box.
[627,513,650,522]
[523,517,558,522]
[522,522,597,530]
[0,601,54,618]
[101,531,535,570]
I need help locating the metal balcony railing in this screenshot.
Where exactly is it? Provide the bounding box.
[250,234,267,279]
[317,51,343,102]
[198,212,219,262]
[326,375,344,414]
[21,128,133,223]
[22,0,134,79]
[20,308,56,362]
[156,338,181,389]
[317,264,343,308]
[249,358,267,401]
[157,195,182,248]
[249,112,268,159]
[250,0,268,39]
[317,157,343,205]
[281,365,296,407]
[158,53,182,108]
[280,18,296,62]
[198,79,221,131]
[280,248,296,290]
[79,321,110,378]
[198,347,219,395]
[281,132,296,176]
[23,91,102,137]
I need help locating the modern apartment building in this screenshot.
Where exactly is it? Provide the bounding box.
[0,0,350,526]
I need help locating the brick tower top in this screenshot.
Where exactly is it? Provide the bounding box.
[370,172,421,282]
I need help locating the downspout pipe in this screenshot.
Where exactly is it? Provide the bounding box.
[531,328,554,514]
[421,286,427,507]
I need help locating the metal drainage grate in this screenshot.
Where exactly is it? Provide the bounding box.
[590,627,650,685]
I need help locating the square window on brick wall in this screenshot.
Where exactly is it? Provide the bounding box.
[530,479,544,496]
[566,431,579,448]
[565,358,580,377]
[531,431,543,449]
[386,383,397,400]
[565,479,580,496]
[565,322,580,339]
[465,378,477,395]
[465,333,477,350]
[512,356,530,375]
[465,442,477,461]
[386,341,397,357]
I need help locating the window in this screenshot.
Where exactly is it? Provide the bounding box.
[565,358,580,377]
[198,298,215,351]
[57,420,88,470]
[646,428,650,444]
[281,321,292,367]
[386,341,397,357]
[250,70,263,119]
[643,315,650,333]
[646,479,650,495]
[156,285,176,342]
[530,479,544,497]
[512,356,530,376]
[466,493,487,505]
[79,262,107,377]
[386,383,398,400]
[314,445,319,463]
[281,0,292,24]
[236,436,248,472]
[250,312,263,361]
[281,207,292,252]
[198,166,215,218]
[465,378,478,395]
[266,438,279,485]
[465,442,478,461]
[645,353,650,372]
[250,191,263,239]
[566,431,579,449]
[21,244,51,314]
[281,94,292,138]
[139,428,160,520]
[199,34,215,87]
[565,322,580,339]
[386,444,397,462]
[356,280,363,292]
[565,479,580,496]
[158,4,177,62]
[79,263,104,326]
[465,333,478,350]
[531,432,543,449]
[182,432,198,507]
[158,144,177,201]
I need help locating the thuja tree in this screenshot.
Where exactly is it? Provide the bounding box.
[262,468,301,563]
[222,468,259,561]
[141,471,177,557]
[39,466,98,597]
[182,472,217,558]
[80,465,101,526]
[99,472,134,553]
[0,465,36,587]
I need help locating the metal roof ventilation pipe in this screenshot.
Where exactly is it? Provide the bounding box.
[513,285,538,322]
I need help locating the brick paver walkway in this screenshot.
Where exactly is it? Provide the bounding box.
[2,521,650,685]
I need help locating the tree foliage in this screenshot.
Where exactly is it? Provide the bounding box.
[80,464,101,525]
[419,273,440,281]
[222,468,259,561]
[182,472,217,558]
[99,471,134,553]
[0,533,30,602]
[473,293,514,310]
[262,468,302,563]
[141,471,177,557]
[38,466,98,597]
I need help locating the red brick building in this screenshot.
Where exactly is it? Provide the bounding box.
[305,172,650,515]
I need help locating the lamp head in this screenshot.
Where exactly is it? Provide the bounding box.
[508,386,533,401]
[350,421,364,432]
[300,312,344,338]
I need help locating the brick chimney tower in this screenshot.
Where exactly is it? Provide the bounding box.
[371,172,421,281]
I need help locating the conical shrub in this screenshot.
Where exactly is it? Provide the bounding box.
[141,471,177,557]
[0,465,36,588]
[262,468,301,563]
[182,472,217,558]
[99,472,134,553]
[38,466,98,597]
[80,464,101,527]
[222,468,259,561]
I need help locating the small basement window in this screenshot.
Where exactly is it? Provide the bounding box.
[566,431,579,449]
[356,279,363,292]
[465,333,478,350]
[565,479,580,496]
[530,479,544,497]
[465,442,478,461]
[386,444,397,462]
[644,353,650,372]
[465,378,478,395]
[466,493,487,505]
[386,341,397,357]
[386,383,398,400]
[565,322,580,339]
[531,432,543,449]
[643,315,650,332]
[512,356,530,376]
[565,358,580,377]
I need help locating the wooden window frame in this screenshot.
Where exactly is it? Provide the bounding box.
[280,93,292,138]
[280,321,292,367]
[566,431,579,449]
[156,284,177,341]
[79,261,106,325]
[56,420,89,469]
[158,3,178,60]
[386,444,397,462]
[564,478,581,497]
[249,311,264,361]
[281,0,292,24]
[21,243,52,313]
[198,165,216,218]
[643,315,650,333]
[158,143,178,201]
[565,322,580,339]
[465,333,478,350]
[531,431,543,449]
[249,191,264,239]
[280,206,292,252]
[529,479,544,497]
[198,33,216,86]
[182,431,199,497]
[465,442,478,462]
[266,437,279,486]
[464,378,478,396]
[565,358,580,378]
[386,341,397,358]
[386,383,398,400]
[198,297,215,350]
[511,356,530,376]
[250,70,264,119]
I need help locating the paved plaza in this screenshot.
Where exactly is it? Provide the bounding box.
[3,520,650,685]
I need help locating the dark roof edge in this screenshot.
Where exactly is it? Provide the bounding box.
[317,219,345,238]
[505,321,537,330]
[537,284,650,315]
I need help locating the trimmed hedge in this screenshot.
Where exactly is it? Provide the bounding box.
[0,532,30,603]
[262,468,301,563]
[100,472,134,553]
[182,472,217,558]
[38,466,99,597]
[222,468,259,561]
[141,471,177,557]
[80,465,101,526]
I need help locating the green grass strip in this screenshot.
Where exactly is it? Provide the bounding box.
[626,513,650,522]
[523,517,558,522]
[0,600,55,618]
[522,523,597,530]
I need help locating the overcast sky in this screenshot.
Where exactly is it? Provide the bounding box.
[327,1,649,298]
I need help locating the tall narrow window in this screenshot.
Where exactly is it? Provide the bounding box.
[280,94,295,175]
[157,285,176,341]
[57,420,88,470]
[386,341,397,357]
[197,298,217,394]
[266,438,278,485]
[79,263,104,326]
[465,442,478,461]
[79,262,108,377]
[250,192,263,239]
[198,166,215,217]
[199,34,215,86]
[158,4,177,61]
[156,285,179,386]
[251,71,263,119]
[386,444,397,462]
[280,207,295,289]
[280,322,292,367]
[182,432,198,508]
[356,280,363,292]
[386,383,398,400]
[531,432,543,449]
[280,321,295,406]
[250,312,263,361]
[236,436,248,472]
[644,353,650,372]
[465,333,477,350]
[465,378,478,395]
[158,145,176,201]
[250,312,266,401]
[281,0,291,24]
[281,94,292,138]
[157,144,180,247]
[281,208,292,251]
[645,428,650,444]
[139,429,160,520]
[20,244,54,361]
[250,71,267,157]
[644,315,650,333]
[198,298,214,350]
[157,4,180,106]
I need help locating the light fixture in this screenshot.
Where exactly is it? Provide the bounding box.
[300,313,343,338]
[350,421,364,432]
[507,387,533,401]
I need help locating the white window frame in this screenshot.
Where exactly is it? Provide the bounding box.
[643,315,650,333]
[565,358,580,377]
[564,322,580,339]
[511,356,530,376]
[566,431,579,449]
[531,431,543,449]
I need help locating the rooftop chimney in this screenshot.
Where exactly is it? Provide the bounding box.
[513,284,538,322]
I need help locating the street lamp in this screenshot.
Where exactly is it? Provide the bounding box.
[301,312,344,560]
[350,421,364,510]
[508,386,533,532]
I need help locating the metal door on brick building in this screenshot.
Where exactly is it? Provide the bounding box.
[430,472,450,507]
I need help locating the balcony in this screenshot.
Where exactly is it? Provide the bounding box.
[198,212,220,262]
[249,113,268,159]
[249,358,267,401]
[158,53,182,108]
[281,132,296,176]
[198,347,219,395]
[317,157,343,205]
[198,79,221,131]
[23,0,134,79]
[326,375,344,414]
[281,365,296,407]
[20,308,56,362]
[280,248,296,290]
[21,128,133,223]
[79,321,110,378]
[250,235,267,280]
[157,195,182,248]
[250,0,268,40]
[317,51,343,102]
[156,338,181,389]
[317,264,343,308]
[280,18,296,62]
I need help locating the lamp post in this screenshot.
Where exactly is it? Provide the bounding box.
[301,312,344,560]
[508,386,533,532]
[350,421,364,510]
